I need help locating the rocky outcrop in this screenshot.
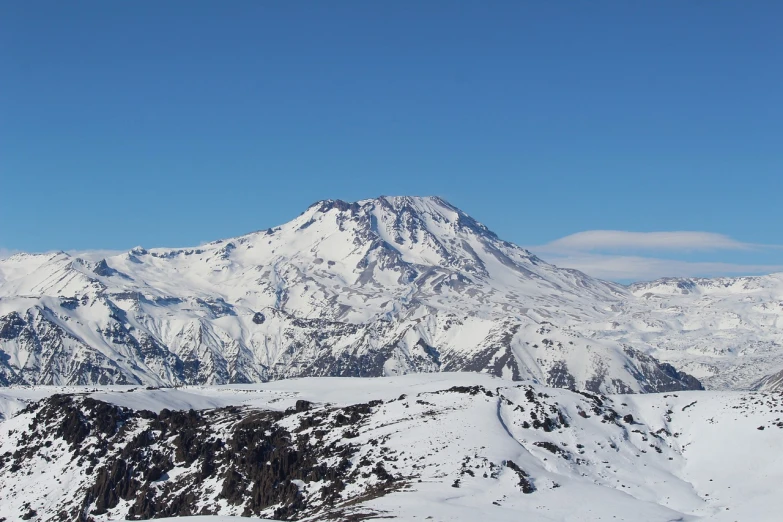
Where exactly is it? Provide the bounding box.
[2,395,397,521]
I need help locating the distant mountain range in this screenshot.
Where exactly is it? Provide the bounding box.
[1,196,781,391]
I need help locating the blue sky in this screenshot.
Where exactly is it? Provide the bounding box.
[1,2,781,281]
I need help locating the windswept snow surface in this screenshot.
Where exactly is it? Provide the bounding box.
[1,374,782,521]
[0,196,781,391]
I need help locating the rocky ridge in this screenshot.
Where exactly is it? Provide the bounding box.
[1,375,782,521]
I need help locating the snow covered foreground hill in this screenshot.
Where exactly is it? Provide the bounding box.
[0,196,781,391]
[1,374,782,521]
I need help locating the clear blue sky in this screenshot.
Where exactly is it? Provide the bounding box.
[1,2,781,280]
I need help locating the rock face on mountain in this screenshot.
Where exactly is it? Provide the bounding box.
[0,196,779,391]
[754,367,783,392]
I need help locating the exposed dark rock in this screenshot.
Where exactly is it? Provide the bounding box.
[505,460,535,493]
[0,312,26,340]
[295,400,313,412]
[4,394,397,521]
[547,361,576,390]
[93,259,122,277]
[622,346,703,392]
[533,442,571,460]
[436,385,494,397]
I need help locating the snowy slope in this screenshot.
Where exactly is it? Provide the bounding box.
[614,275,783,390]
[0,196,779,391]
[1,374,781,521]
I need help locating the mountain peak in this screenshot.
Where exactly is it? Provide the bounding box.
[308,195,455,217]
[292,195,523,281]
[303,195,497,242]
[374,195,453,209]
[4,195,778,394]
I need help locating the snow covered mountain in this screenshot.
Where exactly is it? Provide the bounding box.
[1,374,781,521]
[618,275,783,390]
[0,196,780,391]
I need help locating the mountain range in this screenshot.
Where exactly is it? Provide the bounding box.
[1,196,781,392]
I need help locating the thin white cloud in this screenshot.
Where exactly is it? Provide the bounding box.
[547,254,783,281]
[544,253,783,282]
[543,230,752,252]
[530,230,782,281]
